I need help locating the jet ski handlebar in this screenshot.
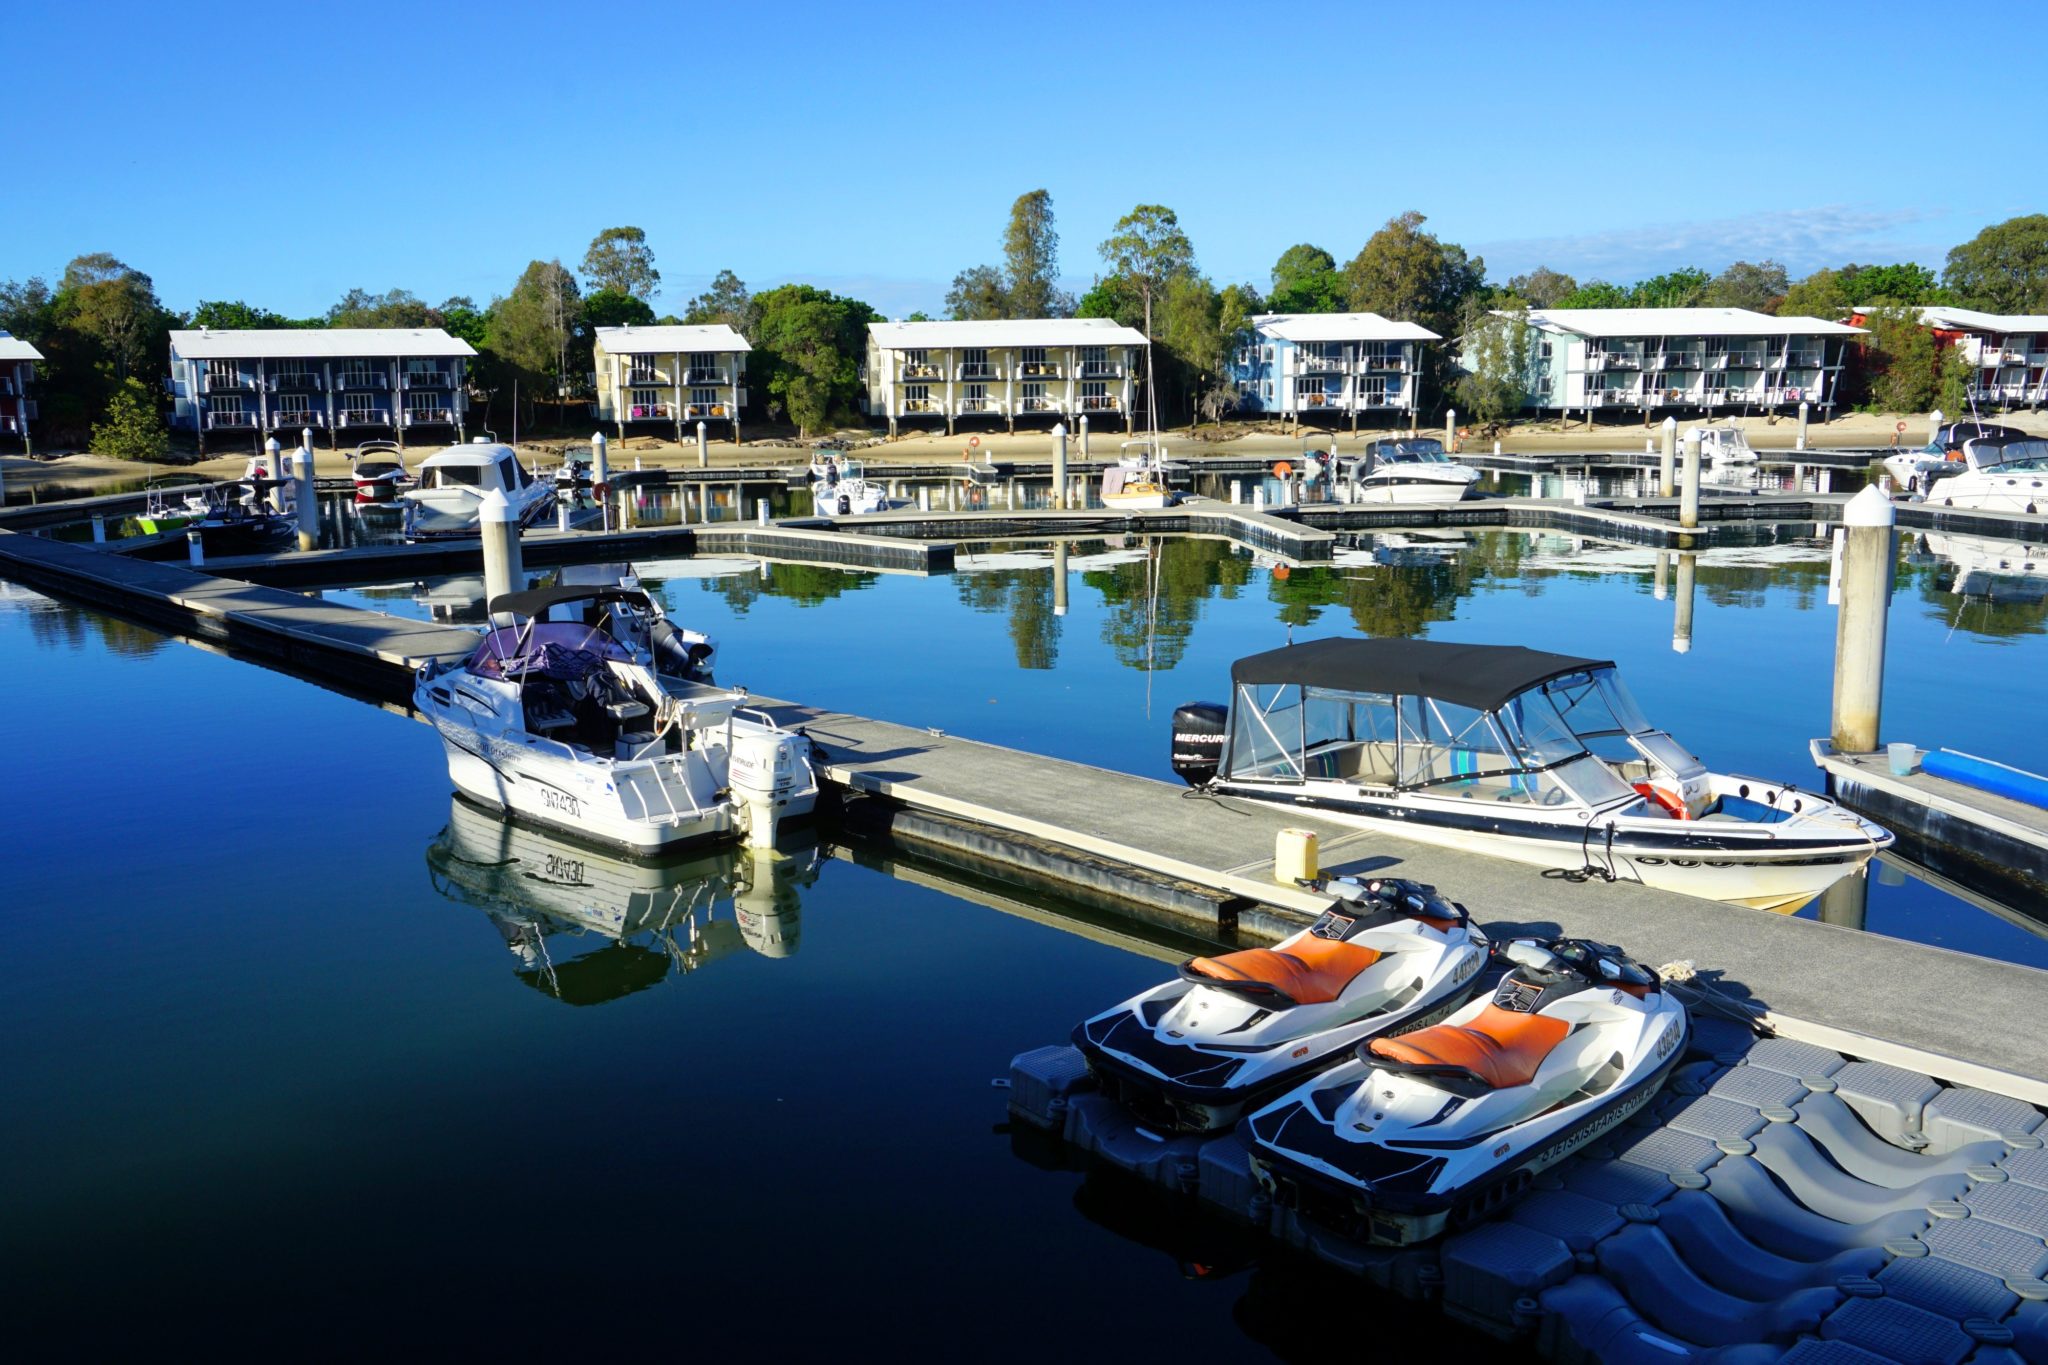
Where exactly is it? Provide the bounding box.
[1499,937,1658,989]
[1296,875,1467,925]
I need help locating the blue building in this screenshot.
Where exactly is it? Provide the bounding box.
[168,327,476,451]
[1230,313,1438,428]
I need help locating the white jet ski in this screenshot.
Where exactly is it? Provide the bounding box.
[1244,936,1687,1246]
[1072,877,1490,1133]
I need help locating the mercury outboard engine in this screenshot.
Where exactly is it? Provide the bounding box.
[1171,702,1228,786]
[836,494,852,516]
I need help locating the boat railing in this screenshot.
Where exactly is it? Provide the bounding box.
[615,752,710,827]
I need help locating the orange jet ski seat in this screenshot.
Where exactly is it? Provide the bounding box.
[1184,938,1382,1006]
[1367,1004,1570,1089]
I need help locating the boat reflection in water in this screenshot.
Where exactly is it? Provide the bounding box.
[426,796,821,1005]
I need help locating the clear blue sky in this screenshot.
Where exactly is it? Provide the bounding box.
[8,0,2041,320]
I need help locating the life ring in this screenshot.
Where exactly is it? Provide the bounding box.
[1273,461,1293,478]
[1895,421,1907,433]
[968,435,981,449]
[1633,781,1690,819]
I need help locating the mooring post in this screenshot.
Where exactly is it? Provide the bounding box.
[1444,407,1456,453]
[1230,478,1242,506]
[696,421,707,469]
[262,436,282,512]
[1797,401,1810,452]
[479,488,523,608]
[1078,413,1090,461]
[91,512,106,543]
[556,498,571,533]
[1659,416,1677,499]
[757,498,769,525]
[1052,540,1069,618]
[1679,429,1702,529]
[1831,485,1896,753]
[292,445,317,551]
[1653,550,1669,601]
[187,528,204,566]
[1050,420,1068,510]
[591,431,609,488]
[918,485,931,512]
[1928,409,1945,444]
[1673,552,1696,653]
[1816,867,1869,931]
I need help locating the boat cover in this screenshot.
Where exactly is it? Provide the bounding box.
[488,585,654,619]
[468,623,632,680]
[1229,637,1611,712]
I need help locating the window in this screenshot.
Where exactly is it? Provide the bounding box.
[344,359,380,388]
[1021,381,1044,398]
[1081,381,1105,398]
[689,351,716,374]
[213,394,244,414]
[407,392,439,415]
[1262,380,1274,401]
[692,387,716,406]
[274,363,314,388]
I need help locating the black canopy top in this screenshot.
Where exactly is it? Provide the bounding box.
[487,585,653,620]
[1230,637,1613,712]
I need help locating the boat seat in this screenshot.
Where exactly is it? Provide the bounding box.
[1185,938,1381,1006]
[527,708,575,733]
[604,700,651,722]
[1367,1004,1570,1089]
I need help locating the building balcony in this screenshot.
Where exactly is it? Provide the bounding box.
[1015,361,1063,379]
[266,373,324,392]
[901,362,944,381]
[1297,392,1345,409]
[1079,395,1121,413]
[402,407,454,426]
[402,370,455,389]
[205,410,258,428]
[0,377,15,397]
[1720,352,1766,370]
[1016,395,1062,414]
[272,409,327,428]
[1650,352,1702,371]
[337,408,391,427]
[1357,354,1409,373]
[1295,356,1345,374]
[1643,387,1696,405]
[1586,389,1641,407]
[1586,353,1643,372]
[1782,351,1824,368]
[1762,387,1811,404]
[1077,361,1124,379]
[957,396,1004,415]
[627,369,672,387]
[627,402,674,420]
[957,363,1003,381]
[682,401,733,420]
[1701,388,1765,406]
[336,372,390,391]
[202,372,255,393]
[899,398,942,415]
[682,366,732,385]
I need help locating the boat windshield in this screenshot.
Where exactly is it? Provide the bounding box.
[1509,667,1652,762]
[431,464,488,488]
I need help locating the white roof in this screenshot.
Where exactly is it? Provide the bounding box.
[169,327,476,359]
[1521,307,1864,338]
[0,330,45,361]
[868,318,1149,349]
[593,324,750,354]
[1884,306,2048,333]
[1253,312,1439,343]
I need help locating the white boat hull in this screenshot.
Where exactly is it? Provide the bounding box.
[1343,478,1476,507]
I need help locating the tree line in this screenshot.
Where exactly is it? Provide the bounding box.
[4,207,2045,456]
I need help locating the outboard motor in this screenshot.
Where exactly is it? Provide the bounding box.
[1171,702,1228,786]
[836,494,852,516]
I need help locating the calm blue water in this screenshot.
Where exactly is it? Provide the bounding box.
[4,520,2044,1351]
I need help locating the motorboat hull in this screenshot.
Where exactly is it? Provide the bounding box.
[1211,782,1886,912]
[1101,490,1176,510]
[405,486,556,538]
[1342,477,1476,507]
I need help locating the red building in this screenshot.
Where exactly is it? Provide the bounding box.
[0,331,39,450]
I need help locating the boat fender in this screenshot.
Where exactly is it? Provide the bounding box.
[1633,782,1690,819]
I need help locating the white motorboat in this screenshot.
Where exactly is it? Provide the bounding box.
[1340,438,1479,506]
[1883,423,2028,494]
[1169,637,1891,912]
[810,453,889,516]
[1917,435,2048,515]
[350,440,412,501]
[401,439,554,538]
[1696,424,1757,463]
[1919,531,2048,602]
[1101,439,1177,509]
[414,584,816,854]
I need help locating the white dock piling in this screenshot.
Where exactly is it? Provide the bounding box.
[757,499,769,525]
[591,431,609,486]
[1253,486,1266,511]
[479,488,524,609]
[186,528,204,566]
[696,421,707,469]
[1079,414,1090,461]
[1679,429,1702,530]
[91,513,106,543]
[1672,552,1696,653]
[1831,485,1896,753]
[1797,401,1810,452]
[292,445,318,552]
[1928,409,1945,444]
[1659,416,1677,499]
[918,486,931,512]
[1445,407,1456,452]
[1051,421,1068,509]
[1052,540,1069,617]
[1230,479,1242,505]
[556,499,571,533]
[1816,867,1868,931]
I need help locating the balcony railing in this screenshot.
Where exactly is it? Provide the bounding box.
[402,370,454,389]
[682,366,731,385]
[205,410,257,428]
[203,372,255,393]
[403,407,454,426]
[1357,352,1408,372]
[1357,388,1402,407]
[337,408,390,426]
[1783,351,1824,368]
[1296,356,1345,374]
[1763,388,1809,404]
[1017,395,1060,413]
[1299,392,1337,408]
[901,398,941,414]
[1016,361,1062,379]
[682,401,732,419]
[336,372,389,390]
[1079,395,1121,412]
[627,402,674,420]
[627,370,671,387]
[1644,387,1695,405]
[1721,352,1766,369]
[1588,388,1644,406]
[267,373,323,392]
[901,362,943,380]
[957,363,1002,381]
[958,396,1002,414]
[1650,352,1702,370]
[272,409,326,428]
[1588,352,1642,371]
[0,377,14,396]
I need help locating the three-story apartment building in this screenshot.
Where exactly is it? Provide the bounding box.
[0,330,42,451]
[863,318,1149,434]
[591,324,750,440]
[1859,307,2048,410]
[1228,313,1438,427]
[168,327,475,451]
[1472,308,1864,419]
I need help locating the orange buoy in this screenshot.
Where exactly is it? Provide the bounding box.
[1273,564,1291,581]
[1273,461,1293,478]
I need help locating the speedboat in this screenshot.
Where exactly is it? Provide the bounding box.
[1244,936,1687,1246]
[1917,435,2048,515]
[1072,876,1489,1133]
[555,563,717,684]
[350,440,411,501]
[1102,439,1178,509]
[414,584,816,853]
[1340,437,1479,505]
[1170,637,1892,912]
[135,480,212,535]
[810,453,889,516]
[554,447,595,489]
[190,479,295,552]
[1696,424,1757,463]
[1884,424,2028,495]
[401,439,554,538]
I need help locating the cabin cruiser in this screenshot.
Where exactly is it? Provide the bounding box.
[414,585,813,853]
[1102,439,1178,509]
[1340,438,1479,506]
[401,439,554,538]
[811,452,889,516]
[1074,876,1488,1133]
[426,796,820,1004]
[1696,424,1757,463]
[1170,638,1891,912]
[1915,436,2048,514]
[1244,936,1687,1245]
[1883,423,2028,494]
[350,440,412,501]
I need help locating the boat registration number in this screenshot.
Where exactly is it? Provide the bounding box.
[542,788,583,818]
